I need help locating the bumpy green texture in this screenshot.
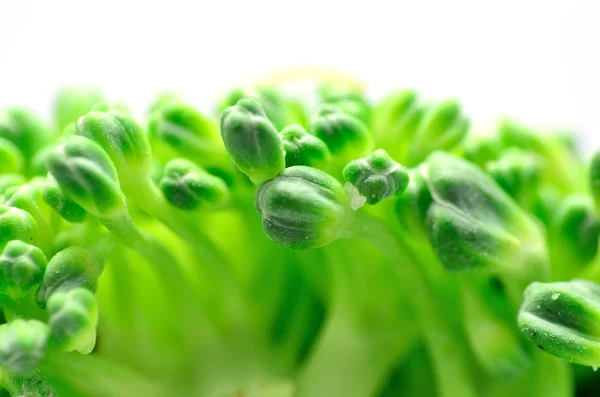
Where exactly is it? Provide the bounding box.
[0,205,38,250]
[220,98,285,185]
[75,104,152,184]
[47,288,98,354]
[370,89,420,161]
[319,84,371,123]
[36,246,102,306]
[519,280,600,367]
[1,79,600,397]
[424,153,547,277]
[148,100,222,166]
[462,135,503,168]
[406,100,469,165]
[42,175,87,223]
[280,124,331,168]
[255,166,352,249]
[371,93,469,167]
[0,320,49,375]
[343,149,409,205]
[312,105,373,170]
[486,149,542,205]
[549,195,600,277]
[159,158,229,210]
[46,136,126,218]
[218,86,303,130]
[499,120,585,194]
[0,241,47,299]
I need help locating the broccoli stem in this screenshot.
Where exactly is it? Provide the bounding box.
[98,213,218,349]
[295,242,418,397]
[122,178,251,331]
[351,211,478,397]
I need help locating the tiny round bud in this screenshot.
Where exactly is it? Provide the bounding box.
[218,87,294,130]
[148,102,222,164]
[46,136,126,218]
[371,90,418,149]
[280,124,330,168]
[0,137,24,174]
[36,246,103,307]
[343,149,409,205]
[407,99,469,165]
[42,175,87,223]
[75,104,152,184]
[159,158,229,210]
[462,135,502,168]
[550,195,600,269]
[220,98,285,185]
[0,319,50,375]
[47,288,98,354]
[255,166,352,250]
[3,184,45,226]
[54,86,105,132]
[0,241,47,299]
[312,105,373,167]
[319,84,371,123]
[485,149,542,202]
[0,205,38,250]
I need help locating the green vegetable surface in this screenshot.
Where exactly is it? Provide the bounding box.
[0,77,597,397]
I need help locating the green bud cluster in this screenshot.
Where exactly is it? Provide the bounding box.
[0,78,598,397]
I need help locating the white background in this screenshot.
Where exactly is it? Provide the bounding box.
[1,0,598,152]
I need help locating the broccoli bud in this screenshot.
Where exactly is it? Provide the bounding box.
[46,136,127,219]
[47,288,98,354]
[159,158,229,210]
[220,98,285,185]
[255,166,352,250]
[519,280,600,368]
[0,319,49,375]
[0,205,38,251]
[280,124,330,168]
[343,149,409,205]
[42,175,88,223]
[36,246,103,307]
[312,105,373,169]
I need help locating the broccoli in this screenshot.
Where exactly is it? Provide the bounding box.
[0,76,596,397]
